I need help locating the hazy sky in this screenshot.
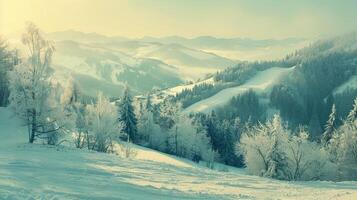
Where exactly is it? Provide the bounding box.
[1,0,357,39]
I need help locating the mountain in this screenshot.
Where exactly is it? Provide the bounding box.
[133,43,236,79]
[140,35,308,61]
[155,33,357,137]
[46,30,307,80]
[183,66,295,114]
[51,40,183,97]
[45,30,241,91]
[141,35,305,51]
[3,30,308,98]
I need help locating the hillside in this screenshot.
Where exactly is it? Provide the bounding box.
[0,107,356,199]
[184,66,295,113]
[52,40,183,97]
[149,34,357,136]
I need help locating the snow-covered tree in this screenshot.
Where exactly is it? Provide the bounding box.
[168,115,212,162]
[265,137,290,180]
[237,115,288,177]
[327,99,357,180]
[60,78,86,148]
[86,93,122,152]
[237,114,333,180]
[0,38,18,106]
[156,100,179,129]
[287,128,333,180]
[321,104,337,145]
[118,86,138,142]
[145,93,153,112]
[8,23,66,144]
[263,115,290,179]
[346,97,357,123]
[137,103,166,151]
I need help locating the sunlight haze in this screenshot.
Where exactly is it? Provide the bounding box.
[1,0,357,39]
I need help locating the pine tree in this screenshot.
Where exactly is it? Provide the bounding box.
[145,93,153,112]
[322,104,336,145]
[265,137,290,180]
[263,115,290,179]
[346,97,357,124]
[118,86,138,142]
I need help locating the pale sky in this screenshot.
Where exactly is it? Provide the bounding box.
[1,0,357,39]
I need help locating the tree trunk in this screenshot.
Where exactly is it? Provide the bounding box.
[29,109,36,143]
[175,126,178,155]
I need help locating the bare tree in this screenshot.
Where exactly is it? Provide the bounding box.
[8,23,66,144]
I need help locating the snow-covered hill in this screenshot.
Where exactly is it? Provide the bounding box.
[1,107,356,199]
[51,40,183,97]
[45,31,238,82]
[184,66,295,113]
[134,43,235,79]
[140,36,308,61]
[333,75,357,95]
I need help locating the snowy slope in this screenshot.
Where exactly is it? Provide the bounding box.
[333,75,357,95]
[1,107,357,200]
[142,77,215,104]
[163,78,215,96]
[184,66,296,114]
[51,40,183,97]
[135,43,235,80]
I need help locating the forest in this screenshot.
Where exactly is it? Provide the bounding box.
[0,24,356,184]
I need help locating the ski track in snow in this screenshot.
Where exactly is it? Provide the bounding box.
[0,108,357,200]
[184,66,296,114]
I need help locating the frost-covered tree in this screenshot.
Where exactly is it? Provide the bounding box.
[0,38,18,106]
[237,114,332,180]
[237,115,287,177]
[137,104,166,151]
[321,104,337,145]
[118,86,138,142]
[8,23,67,144]
[86,93,121,152]
[60,79,86,148]
[263,115,290,179]
[287,128,332,180]
[346,97,357,123]
[145,93,153,112]
[327,99,357,180]
[157,100,181,130]
[168,115,213,162]
[265,137,290,180]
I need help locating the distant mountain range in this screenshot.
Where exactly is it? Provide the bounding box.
[12,30,307,97]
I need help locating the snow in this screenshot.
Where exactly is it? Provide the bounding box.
[143,77,215,104]
[184,66,296,114]
[334,75,357,95]
[181,48,216,60]
[52,54,103,81]
[134,43,234,80]
[1,107,357,199]
[164,78,215,96]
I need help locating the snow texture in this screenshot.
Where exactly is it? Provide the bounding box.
[184,66,295,114]
[0,107,356,199]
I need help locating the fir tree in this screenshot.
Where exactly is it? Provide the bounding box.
[346,97,357,124]
[118,86,138,142]
[322,104,337,145]
[264,137,289,180]
[145,93,153,112]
